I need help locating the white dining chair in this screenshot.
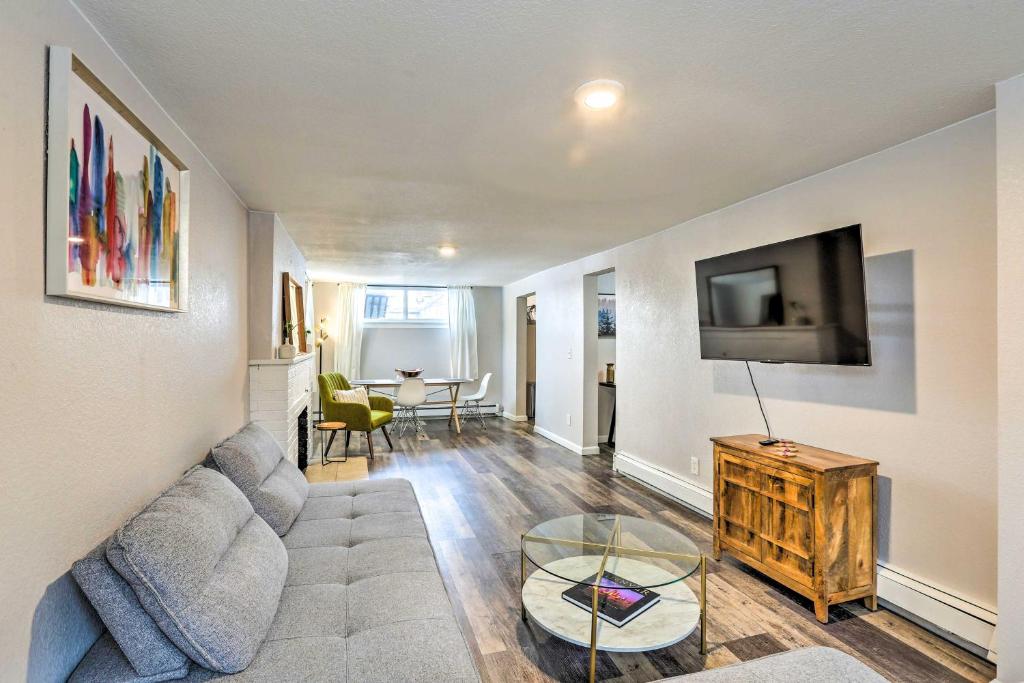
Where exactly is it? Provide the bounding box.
[394,378,427,437]
[459,373,492,429]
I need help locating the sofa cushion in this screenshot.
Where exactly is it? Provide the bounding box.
[347,619,479,682]
[296,484,419,523]
[71,476,479,682]
[208,423,309,535]
[69,632,192,683]
[71,542,189,681]
[306,478,411,497]
[284,479,426,549]
[106,467,287,674]
[283,513,428,549]
[661,646,886,682]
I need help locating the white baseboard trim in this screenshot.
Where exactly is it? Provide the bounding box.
[612,450,998,657]
[533,425,587,455]
[502,412,528,422]
[613,450,713,515]
[581,445,601,455]
[876,565,997,661]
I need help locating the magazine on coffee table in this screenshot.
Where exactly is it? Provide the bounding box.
[561,571,661,627]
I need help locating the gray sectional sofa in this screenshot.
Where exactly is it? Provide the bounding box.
[68,423,480,682]
[65,421,884,682]
[662,646,886,682]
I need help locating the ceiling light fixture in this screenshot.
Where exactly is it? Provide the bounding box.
[438,245,457,258]
[574,79,625,111]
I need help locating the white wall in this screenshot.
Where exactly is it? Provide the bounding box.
[996,73,1024,682]
[363,326,452,378]
[313,284,503,409]
[0,2,249,679]
[503,113,998,647]
[504,252,616,449]
[248,211,309,360]
[248,212,274,359]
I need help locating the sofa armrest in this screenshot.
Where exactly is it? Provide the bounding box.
[369,395,394,413]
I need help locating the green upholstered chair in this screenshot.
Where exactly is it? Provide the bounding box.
[317,373,394,458]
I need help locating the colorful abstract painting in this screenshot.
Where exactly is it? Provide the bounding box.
[47,48,189,311]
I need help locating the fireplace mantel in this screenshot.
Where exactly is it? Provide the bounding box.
[248,352,314,367]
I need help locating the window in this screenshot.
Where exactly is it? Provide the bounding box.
[364,286,448,325]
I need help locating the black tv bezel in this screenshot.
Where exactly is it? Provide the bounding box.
[695,224,872,367]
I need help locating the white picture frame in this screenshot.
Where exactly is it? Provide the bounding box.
[46,46,190,312]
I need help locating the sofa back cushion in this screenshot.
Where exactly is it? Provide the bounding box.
[208,423,309,535]
[72,542,189,681]
[107,467,287,674]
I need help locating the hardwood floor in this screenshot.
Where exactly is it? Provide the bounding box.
[309,418,995,683]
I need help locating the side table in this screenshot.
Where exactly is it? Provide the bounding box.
[317,421,348,465]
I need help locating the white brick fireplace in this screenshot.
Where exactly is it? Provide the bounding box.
[248,353,313,466]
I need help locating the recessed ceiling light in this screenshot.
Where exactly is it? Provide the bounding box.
[438,245,457,258]
[574,79,625,111]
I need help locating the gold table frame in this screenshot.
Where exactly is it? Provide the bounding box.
[520,518,707,683]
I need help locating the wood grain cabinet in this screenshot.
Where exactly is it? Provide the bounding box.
[711,435,878,623]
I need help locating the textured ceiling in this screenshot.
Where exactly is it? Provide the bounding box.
[75,0,1024,285]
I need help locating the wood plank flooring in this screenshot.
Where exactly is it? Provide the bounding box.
[307,419,994,683]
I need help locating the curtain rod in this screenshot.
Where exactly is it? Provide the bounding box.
[365,284,473,289]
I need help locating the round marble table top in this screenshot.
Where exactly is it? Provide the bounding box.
[522,556,700,653]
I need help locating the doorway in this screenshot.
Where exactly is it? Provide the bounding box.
[583,269,615,453]
[526,294,537,421]
[513,292,537,422]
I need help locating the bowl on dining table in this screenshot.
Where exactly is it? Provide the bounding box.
[395,368,424,378]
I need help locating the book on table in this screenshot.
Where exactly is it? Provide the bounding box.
[561,571,661,627]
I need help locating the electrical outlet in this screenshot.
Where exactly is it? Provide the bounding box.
[690,457,700,475]
[566,413,572,426]
[567,347,573,359]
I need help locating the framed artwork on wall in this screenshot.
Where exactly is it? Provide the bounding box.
[46,46,190,311]
[598,293,616,338]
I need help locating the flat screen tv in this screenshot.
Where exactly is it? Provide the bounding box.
[695,225,870,365]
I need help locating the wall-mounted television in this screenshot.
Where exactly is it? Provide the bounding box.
[695,225,871,365]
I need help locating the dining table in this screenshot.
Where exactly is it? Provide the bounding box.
[350,377,472,434]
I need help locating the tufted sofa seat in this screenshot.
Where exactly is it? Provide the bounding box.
[69,425,479,682]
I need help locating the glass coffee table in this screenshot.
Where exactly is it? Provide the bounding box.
[520,513,706,683]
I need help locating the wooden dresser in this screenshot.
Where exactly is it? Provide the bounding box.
[711,434,878,623]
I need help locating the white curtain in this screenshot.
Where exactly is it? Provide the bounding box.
[448,286,478,380]
[333,282,366,380]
